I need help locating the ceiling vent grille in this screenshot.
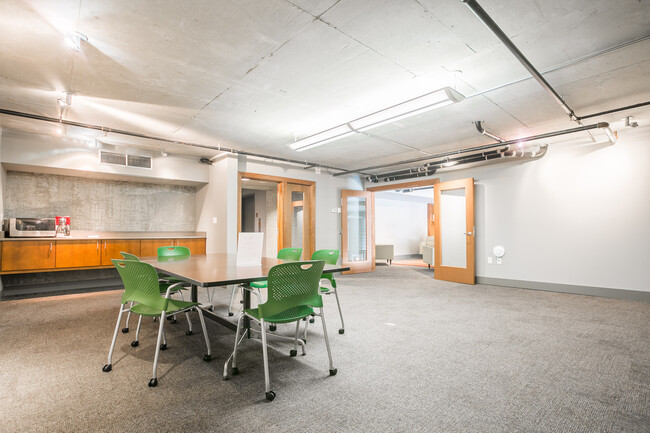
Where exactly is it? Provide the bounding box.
[99,150,152,169]
[127,154,152,169]
[100,151,126,166]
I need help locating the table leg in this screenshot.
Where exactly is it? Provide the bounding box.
[191,284,198,303]
[243,284,251,338]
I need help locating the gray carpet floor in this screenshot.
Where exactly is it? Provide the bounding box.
[1,266,649,433]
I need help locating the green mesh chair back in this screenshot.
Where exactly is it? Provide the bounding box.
[112,259,169,311]
[277,247,302,261]
[311,249,339,265]
[120,252,140,261]
[311,249,340,288]
[257,260,325,319]
[157,246,191,257]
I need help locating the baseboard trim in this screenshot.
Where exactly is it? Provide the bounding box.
[476,277,650,302]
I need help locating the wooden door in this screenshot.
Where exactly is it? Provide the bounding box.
[282,183,313,258]
[434,178,475,284]
[56,240,101,268]
[175,238,206,255]
[101,240,141,265]
[341,189,374,274]
[1,240,56,271]
[140,239,174,257]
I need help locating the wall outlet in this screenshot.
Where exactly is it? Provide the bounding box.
[487,256,492,264]
[331,208,338,213]
[497,257,502,264]
[212,216,218,224]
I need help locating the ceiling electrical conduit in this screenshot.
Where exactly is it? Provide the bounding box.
[0,108,360,175]
[334,122,609,177]
[461,0,577,121]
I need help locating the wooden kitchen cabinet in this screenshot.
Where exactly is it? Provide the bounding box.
[140,239,175,257]
[1,240,56,271]
[56,240,101,268]
[175,238,206,254]
[101,240,141,265]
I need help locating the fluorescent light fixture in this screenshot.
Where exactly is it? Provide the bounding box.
[349,88,464,132]
[289,125,356,152]
[65,31,88,52]
[289,87,464,152]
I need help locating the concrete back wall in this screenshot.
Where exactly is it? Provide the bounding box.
[4,171,196,231]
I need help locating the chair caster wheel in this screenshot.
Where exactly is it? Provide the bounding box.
[329,368,338,376]
[102,364,112,372]
[186,330,193,336]
[171,318,177,324]
[232,367,239,376]
[338,329,345,334]
[153,317,158,322]
[289,349,297,357]
[266,391,276,401]
[270,325,277,331]
[121,327,129,333]
[309,318,315,323]
[131,341,139,347]
[209,305,214,312]
[203,354,211,362]
[160,344,167,351]
[228,312,234,317]
[148,378,158,387]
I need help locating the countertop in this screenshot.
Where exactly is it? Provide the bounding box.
[0,231,207,241]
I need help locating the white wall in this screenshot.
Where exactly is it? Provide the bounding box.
[375,191,429,256]
[196,156,238,254]
[428,127,650,293]
[1,130,208,185]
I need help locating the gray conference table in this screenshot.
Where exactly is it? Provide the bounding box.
[140,253,349,331]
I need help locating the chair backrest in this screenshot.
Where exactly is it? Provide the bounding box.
[310,249,340,265]
[120,252,140,261]
[112,259,168,310]
[157,246,191,257]
[277,247,302,261]
[259,261,325,319]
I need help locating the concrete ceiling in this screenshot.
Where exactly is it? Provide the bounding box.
[1,0,649,177]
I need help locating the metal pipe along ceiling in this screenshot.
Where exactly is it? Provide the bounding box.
[461,0,577,121]
[0,108,358,175]
[333,122,608,177]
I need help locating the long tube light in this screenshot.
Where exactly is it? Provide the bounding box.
[289,87,464,152]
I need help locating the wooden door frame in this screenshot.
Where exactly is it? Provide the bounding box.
[238,172,315,258]
[434,177,475,284]
[366,178,439,269]
[341,189,375,274]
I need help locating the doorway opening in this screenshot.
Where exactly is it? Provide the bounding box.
[238,172,315,259]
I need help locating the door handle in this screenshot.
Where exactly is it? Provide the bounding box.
[464,232,472,235]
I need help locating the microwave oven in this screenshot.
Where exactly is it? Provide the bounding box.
[7,217,57,237]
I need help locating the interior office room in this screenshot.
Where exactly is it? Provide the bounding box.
[0,1,649,432]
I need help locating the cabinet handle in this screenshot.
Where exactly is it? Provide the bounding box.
[49,243,53,256]
[104,242,107,251]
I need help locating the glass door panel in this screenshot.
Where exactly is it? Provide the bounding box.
[341,190,374,274]
[346,196,367,262]
[440,188,467,268]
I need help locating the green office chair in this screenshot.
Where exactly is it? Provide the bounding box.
[102,259,212,387]
[227,247,303,317]
[310,249,344,334]
[118,251,187,332]
[226,260,336,401]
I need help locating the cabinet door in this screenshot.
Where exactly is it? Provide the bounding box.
[1,240,56,271]
[175,238,206,255]
[140,239,174,257]
[56,240,101,268]
[101,240,141,265]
